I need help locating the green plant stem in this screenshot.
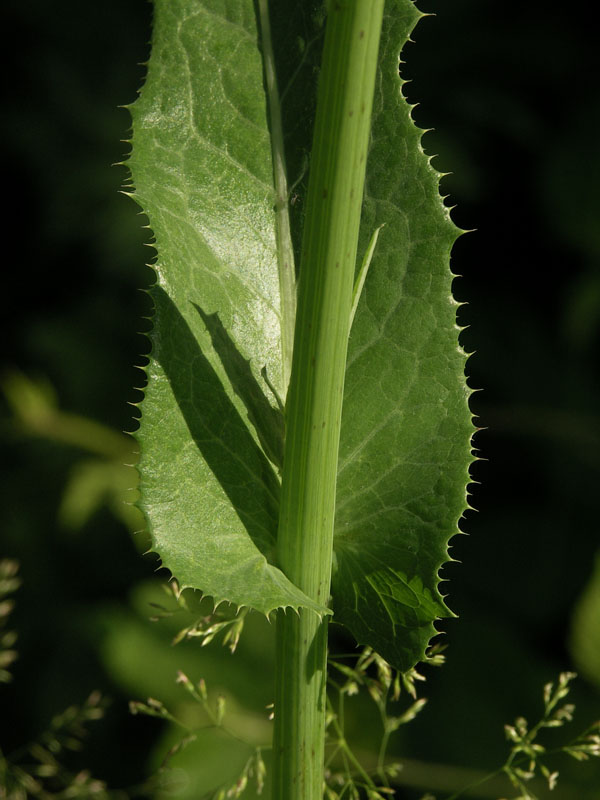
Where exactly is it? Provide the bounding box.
[273,2,385,798]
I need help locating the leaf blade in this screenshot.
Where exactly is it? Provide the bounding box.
[128,0,474,660]
[128,0,325,616]
[332,0,473,670]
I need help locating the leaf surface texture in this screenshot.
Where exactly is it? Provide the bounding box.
[129,0,473,668]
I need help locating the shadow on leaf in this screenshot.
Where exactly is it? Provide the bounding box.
[151,286,281,561]
[194,304,284,470]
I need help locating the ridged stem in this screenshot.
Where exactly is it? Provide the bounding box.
[273,2,385,798]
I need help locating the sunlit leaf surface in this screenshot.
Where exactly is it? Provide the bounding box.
[129,0,473,669]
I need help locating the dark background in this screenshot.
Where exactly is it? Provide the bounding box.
[1,0,599,797]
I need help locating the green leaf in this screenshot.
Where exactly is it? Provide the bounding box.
[128,0,473,668]
[128,1,322,616]
[332,0,473,669]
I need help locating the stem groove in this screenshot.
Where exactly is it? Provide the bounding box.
[273,3,385,797]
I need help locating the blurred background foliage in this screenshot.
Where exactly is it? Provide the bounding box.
[0,0,598,797]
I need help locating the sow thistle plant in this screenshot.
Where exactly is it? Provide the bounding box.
[126,0,473,796]
[122,0,600,798]
[3,0,599,797]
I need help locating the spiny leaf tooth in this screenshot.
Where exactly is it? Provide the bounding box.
[468,440,484,457]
